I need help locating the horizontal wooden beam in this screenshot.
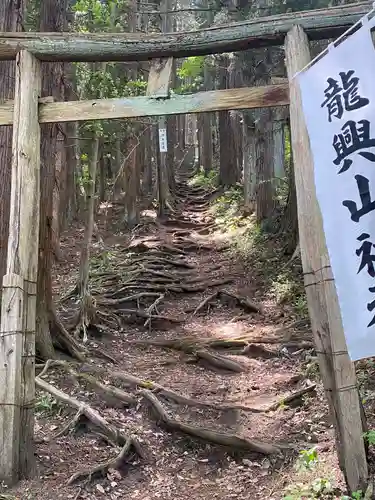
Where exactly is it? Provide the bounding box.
[0,3,371,61]
[0,84,289,125]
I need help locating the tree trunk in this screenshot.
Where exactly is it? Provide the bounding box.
[280,124,298,253]
[125,134,140,227]
[37,0,69,360]
[142,123,153,196]
[0,0,26,317]
[272,117,285,184]
[78,136,99,308]
[175,114,186,165]
[243,114,256,214]
[228,52,243,179]
[255,108,274,223]
[52,125,65,258]
[218,57,237,187]
[64,64,79,224]
[99,148,106,202]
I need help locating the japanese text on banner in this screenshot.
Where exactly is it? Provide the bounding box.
[297,18,375,361]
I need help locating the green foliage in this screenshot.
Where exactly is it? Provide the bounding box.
[35,394,61,417]
[284,477,334,499]
[176,56,205,93]
[296,447,318,472]
[71,0,148,170]
[188,168,218,189]
[25,0,41,31]
[363,429,375,445]
[303,357,320,380]
[73,0,111,31]
[210,186,246,231]
[283,449,338,500]
[270,269,308,318]
[177,56,205,79]
[90,250,116,272]
[209,186,307,320]
[341,492,363,500]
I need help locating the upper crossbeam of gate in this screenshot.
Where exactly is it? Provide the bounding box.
[0,2,371,62]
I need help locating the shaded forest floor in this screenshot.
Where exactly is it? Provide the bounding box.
[5,171,369,500]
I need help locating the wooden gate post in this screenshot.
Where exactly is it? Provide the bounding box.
[0,50,41,482]
[285,25,368,493]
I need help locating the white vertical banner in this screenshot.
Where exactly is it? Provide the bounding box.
[297,16,375,360]
[159,127,167,152]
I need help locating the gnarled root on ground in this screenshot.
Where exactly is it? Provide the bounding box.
[50,307,86,362]
[192,290,262,316]
[111,370,261,412]
[67,436,144,485]
[38,360,136,407]
[130,337,245,372]
[36,376,144,485]
[74,293,97,343]
[141,389,282,455]
[36,377,131,446]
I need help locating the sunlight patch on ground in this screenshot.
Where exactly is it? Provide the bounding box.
[211,320,249,339]
[141,209,157,218]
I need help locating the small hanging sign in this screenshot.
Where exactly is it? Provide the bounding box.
[159,128,167,152]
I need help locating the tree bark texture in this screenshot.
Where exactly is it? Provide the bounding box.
[0,0,26,318]
[218,57,238,187]
[37,0,68,359]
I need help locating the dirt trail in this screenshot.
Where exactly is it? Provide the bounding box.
[6,175,341,500]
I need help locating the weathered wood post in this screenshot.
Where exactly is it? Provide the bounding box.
[285,25,368,493]
[0,50,41,482]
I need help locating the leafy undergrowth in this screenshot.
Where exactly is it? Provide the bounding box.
[188,167,218,190]
[209,186,308,321]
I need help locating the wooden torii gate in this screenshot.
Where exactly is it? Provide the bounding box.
[0,1,371,492]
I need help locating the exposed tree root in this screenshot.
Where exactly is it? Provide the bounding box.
[84,345,117,364]
[219,290,263,313]
[39,360,137,407]
[117,308,181,325]
[129,338,245,372]
[241,344,278,359]
[36,377,134,448]
[59,283,79,303]
[97,292,163,307]
[195,350,245,372]
[67,436,143,485]
[144,293,165,327]
[193,290,262,316]
[191,292,217,314]
[130,333,313,364]
[266,384,317,411]
[163,219,208,229]
[111,370,260,412]
[74,293,97,343]
[95,309,122,330]
[193,290,262,315]
[50,308,86,361]
[141,389,282,455]
[179,278,233,293]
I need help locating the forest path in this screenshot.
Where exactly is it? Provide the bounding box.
[8,175,340,500]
